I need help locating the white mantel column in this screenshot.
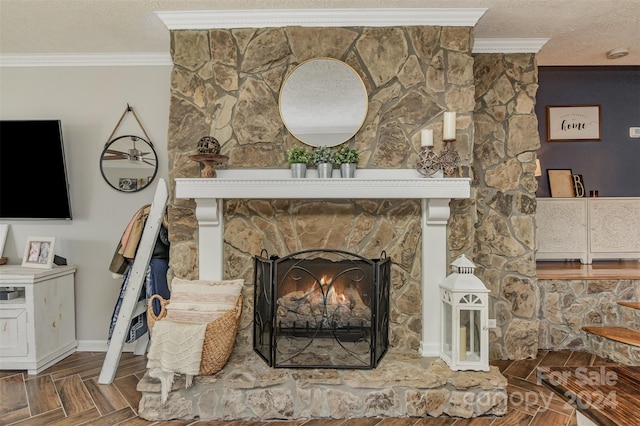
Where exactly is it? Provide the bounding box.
[420,198,451,356]
[194,198,224,281]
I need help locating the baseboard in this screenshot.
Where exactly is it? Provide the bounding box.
[76,340,139,353]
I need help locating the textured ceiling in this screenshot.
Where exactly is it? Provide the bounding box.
[0,0,638,66]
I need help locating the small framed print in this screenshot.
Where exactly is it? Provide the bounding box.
[546,105,601,141]
[22,237,56,269]
[548,169,575,198]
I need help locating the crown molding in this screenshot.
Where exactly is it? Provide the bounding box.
[0,34,548,68]
[473,38,549,54]
[156,8,488,29]
[0,53,172,67]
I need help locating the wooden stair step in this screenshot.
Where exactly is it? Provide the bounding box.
[583,326,640,347]
[617,301,640,310]
[539,366,640,426]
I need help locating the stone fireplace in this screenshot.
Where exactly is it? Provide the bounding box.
[142,7,544,421]
[254,248,391,369]
[164,9,541,363]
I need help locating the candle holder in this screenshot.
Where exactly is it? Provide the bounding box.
[440,139,460,177]
[189,153,229,178]
[416,146,443,178]
[189,136,229,178]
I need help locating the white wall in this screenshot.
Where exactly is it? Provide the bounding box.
[0,65,172,349]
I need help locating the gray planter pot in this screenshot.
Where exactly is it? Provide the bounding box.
[290,163,307,178]
[340,163,356,178]
[317,162,333,178]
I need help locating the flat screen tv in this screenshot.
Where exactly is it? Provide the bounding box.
[0,120,73,220]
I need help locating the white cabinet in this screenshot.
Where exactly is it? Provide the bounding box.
[0,265,76,374]
[536,198,640,264]
[589,198,640,260]
[536,198,588,263]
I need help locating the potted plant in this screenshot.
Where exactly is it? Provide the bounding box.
[287,146,311,178]
[334,145,360,178]
[310,145,336,178]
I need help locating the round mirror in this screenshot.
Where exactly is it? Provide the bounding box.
[279,58,368,147]
[100,135,158,192]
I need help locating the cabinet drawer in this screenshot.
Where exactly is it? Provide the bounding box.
[0,309,28,357]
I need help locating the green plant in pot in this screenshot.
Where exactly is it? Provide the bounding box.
[287,146,311,178]
[310,145,336,178]
[334,145,360,178]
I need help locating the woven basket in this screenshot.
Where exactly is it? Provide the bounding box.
[147,293,243,376]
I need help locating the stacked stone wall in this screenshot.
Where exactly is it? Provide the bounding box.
[472,54,540,360]
[167,26,476,354]
[539,278,640,365]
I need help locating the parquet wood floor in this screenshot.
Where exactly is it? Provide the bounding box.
[0,349,620,426]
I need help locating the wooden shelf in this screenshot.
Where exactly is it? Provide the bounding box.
[583,326,640,347]
[618,301,640,310]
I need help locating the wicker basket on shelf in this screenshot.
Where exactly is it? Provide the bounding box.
[147,294,243,376]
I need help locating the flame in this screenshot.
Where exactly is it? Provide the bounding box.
[327,286,348,305]
[302,275,347,305]
[319,275,330,287]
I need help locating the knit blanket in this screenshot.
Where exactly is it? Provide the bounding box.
[146,319,207,404]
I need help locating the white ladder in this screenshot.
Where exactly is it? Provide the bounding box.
[98,178,168,384]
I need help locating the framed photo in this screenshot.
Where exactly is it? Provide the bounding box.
[22,237,56,269]
[548,169,575,197]
[546,105,601,141]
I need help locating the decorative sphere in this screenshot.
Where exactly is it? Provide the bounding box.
[197,136,221,155]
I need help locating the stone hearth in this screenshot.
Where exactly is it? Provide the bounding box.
[137,350,507,421]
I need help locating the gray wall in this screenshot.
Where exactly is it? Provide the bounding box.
[0,65,172,348]
[535,66,640,197]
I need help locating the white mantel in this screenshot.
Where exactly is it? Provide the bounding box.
[175,168,471,357]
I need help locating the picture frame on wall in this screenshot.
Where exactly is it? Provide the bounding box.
[22,236,56,269]
[548,169,575,197]
[546,105,601,141]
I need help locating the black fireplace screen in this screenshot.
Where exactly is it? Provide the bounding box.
[253,249,391,369]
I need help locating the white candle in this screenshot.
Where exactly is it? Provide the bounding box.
[460,326,467,361]
[421,129,433,147]
[443,111,456,140]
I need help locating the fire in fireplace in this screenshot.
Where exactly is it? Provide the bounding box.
[253,249,391,369]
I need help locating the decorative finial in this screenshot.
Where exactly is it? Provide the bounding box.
[197,136,221,155]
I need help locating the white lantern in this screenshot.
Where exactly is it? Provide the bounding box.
[440,254,490,371]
